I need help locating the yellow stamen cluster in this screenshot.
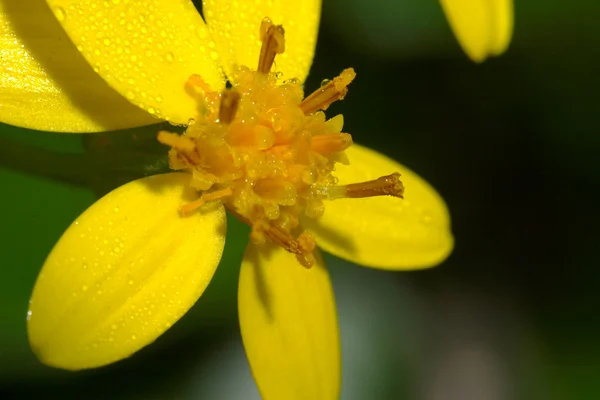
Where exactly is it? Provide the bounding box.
[158,18,403,268]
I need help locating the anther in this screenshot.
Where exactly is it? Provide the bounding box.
[320,172,405,200]
[180,187,233,216]
[258,17,285,74]
[219,89,241,124]
[299,68,356,115]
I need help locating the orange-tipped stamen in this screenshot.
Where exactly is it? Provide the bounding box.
[186,74,213,94]
[311,133,353,154]
[157,131,201,165]
[258,17,285,74]
[299,68,356,115]
[219,89,241,124]
[180,187,233,216]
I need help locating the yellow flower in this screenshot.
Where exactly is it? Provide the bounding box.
[440,0,514,62]
[1,1,453,399]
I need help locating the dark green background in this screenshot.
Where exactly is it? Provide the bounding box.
[1,1,597,399]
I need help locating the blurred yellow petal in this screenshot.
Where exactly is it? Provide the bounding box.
[203,0,321,83]
[440,0,513,62]
[28,173,226,370]
[304,144,453,270]
[239,244,340,400]
[45,0,225,124]
[0,0,155,132]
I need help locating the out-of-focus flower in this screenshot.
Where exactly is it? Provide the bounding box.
[440,0,514,62]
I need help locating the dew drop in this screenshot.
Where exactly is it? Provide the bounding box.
[210,51,218,61]
[165,52,174,62]
[128,279,134,285]
[197,27,208,39]
[82,285,88,292]
[421,213,433,224]
[321,79,331,87]
[54,7,66,22]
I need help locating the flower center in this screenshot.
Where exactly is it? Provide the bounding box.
[158,18,404,268]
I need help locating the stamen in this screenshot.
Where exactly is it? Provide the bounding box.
[299,68,356,115]
[219,89,241,124]
[320,173,405,200]
[263,225,316,268]
[311,133,353,154]
[258,17,285,74]
[180,187,233,216]
[186,74,213,94]
[157,131,201,165]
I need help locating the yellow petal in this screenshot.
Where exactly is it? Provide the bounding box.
[239,244,340,400]
[28,173,226,370]
[304,144,453,270]
[440,0,513,62]
[45,0,225,124]
[203,0,321,83]
[0,1,156,132]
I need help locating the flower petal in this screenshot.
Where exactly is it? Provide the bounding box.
[440,0,513,62]
[303,144,453,270]
[44,0,225,124]
[28,172,227,370]
[203,0,321,83]
[0,1,156,132]
[239,243,340,400]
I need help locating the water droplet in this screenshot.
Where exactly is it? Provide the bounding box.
[187,118,195,126]
[82,285,88,292]
[103,38,110,46]
[55,7,66,22]
[128,279,134,285]
[421,213,432,224]
[197,28,208,39]
[131,334,137,340]
[148,107,156,115]
[114,207,119,213]
[321,79,331,87]
[112,0,121,4]
[210,51,219,61]
[165,52,174,62]
[27,310,32,321]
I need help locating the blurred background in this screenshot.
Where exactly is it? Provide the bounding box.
[1,1,598,399]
